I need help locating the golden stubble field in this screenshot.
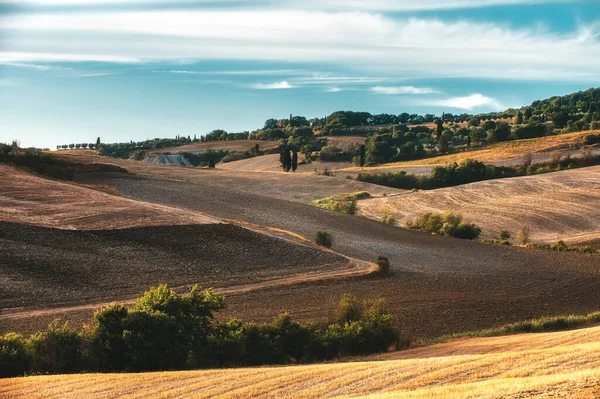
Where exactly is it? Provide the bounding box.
[5,325,600,398]
[358,165,600,246]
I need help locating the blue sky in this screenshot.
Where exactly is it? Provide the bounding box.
[2,0,600,149]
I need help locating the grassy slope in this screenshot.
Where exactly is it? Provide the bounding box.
[357,165,600,246]
[6,325,600,398]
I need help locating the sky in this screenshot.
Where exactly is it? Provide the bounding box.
[2,1,600,148]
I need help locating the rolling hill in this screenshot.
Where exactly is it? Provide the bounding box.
[5,325,600,398]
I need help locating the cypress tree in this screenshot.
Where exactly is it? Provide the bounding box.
[292,151,298,172]
[286,149,292,172]
[255,143,259,155]
[359,144,366,167]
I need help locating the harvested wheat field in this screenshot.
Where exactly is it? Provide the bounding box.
[6,326,600,398]
[358,165,600,246]
[0,164,219,230]
[339,130,598,174]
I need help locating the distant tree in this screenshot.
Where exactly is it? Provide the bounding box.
[468,117,481,127]
[552,111,569,129]
[466,135,472,148]
[82,143,88,149]
[482,120,496,131]
[292,151,298,172]
[300,144,312,162]
[254,143,260,155]
[208,159,216,168]
[282,149,291,172]
[435,118,444,140]
[286,149,292,172]
[514,111,524,125]
[438,133,448,154]
[96,137,101,148]
[315,231,333,248]
[359,144,366,167]
[75,144,81,149]
[263,119,278,130]
[524,107,533,121]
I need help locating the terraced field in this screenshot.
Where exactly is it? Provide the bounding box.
[6,325,600,398]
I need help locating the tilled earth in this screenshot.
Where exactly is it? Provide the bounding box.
[93,169,600,338]
[0,221,346,333]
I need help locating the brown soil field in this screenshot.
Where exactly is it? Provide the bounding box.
[159,140,278,154]
[218,153,355,174]
[357,165,600,246]
[0,164,218,229]
[6,154,600,341]
[6,325,600,398]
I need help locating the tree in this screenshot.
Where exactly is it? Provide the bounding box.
[300,144,312,162]
[286,149,292,172]
[359,144,366,167]
[208,159,216,168]
[254,144,260,155]
[552,111,569,129]
[438,133,448,154]
[524,107,533,121]
[514,111,524,125]
[263,119,278,130]
[435,118,444,139]
[468,117,481,127]
[282,149,291,172]
[96,137,101,148]
[292,151,298,172]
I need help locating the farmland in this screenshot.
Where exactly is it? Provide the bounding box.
[5,324,600,398]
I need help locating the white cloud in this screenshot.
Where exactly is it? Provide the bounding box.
[7,0,578,11]
[326,87,343,92]
[1,10,600,82]
[251,81,296,89]
[371,86,438,95]
[428,94,503,110]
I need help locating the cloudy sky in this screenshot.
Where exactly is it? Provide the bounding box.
[1,0,600,148]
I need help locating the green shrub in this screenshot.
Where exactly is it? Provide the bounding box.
[380,206,396,225]
[500,230,511,240]
[88,303,128,371]
[584,134,600,145]
[377,256,391,275]
[29,320,83,374]
[312,192,370,215]
[0,333,31,378]
[316,231,333,248]
[408,212,481,240]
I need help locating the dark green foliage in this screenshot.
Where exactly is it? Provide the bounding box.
[357,170,420,190]
[408,212,481,240]
[292,151,298,172]
[0,333,31,378]
[316,231,333,248]
[0,149,128,180]
[359,144,366,167]
[552,111,570,129]
[208,158,216,168]
[500,230,511,240]
[2,288,402,375]
[584,134,600,145]
[377,257,390,275]
[181,150,227,167]
[512,123,547,139]
[28,320,83,374]
[312,192,369,214]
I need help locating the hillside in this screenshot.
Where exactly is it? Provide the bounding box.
[357,165,600,246]
[6,325,600,398]
[158,139,278,154]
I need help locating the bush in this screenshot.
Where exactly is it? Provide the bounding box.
[499,230,511,240]
[29,320,84,374]
[316,231,333,248]
[584,134,600,145]
[407,212,481,240]
[517,226,531,245]
[312,192,370,215]
[380,206,396,225]
[0,333,31,378]
[377,257,390,275]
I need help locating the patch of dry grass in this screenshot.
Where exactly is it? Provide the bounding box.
[341,130,596,171]
[357,165,600,246]
[6,326,600,398]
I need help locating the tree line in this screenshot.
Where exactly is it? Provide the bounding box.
[0,285,403,377]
